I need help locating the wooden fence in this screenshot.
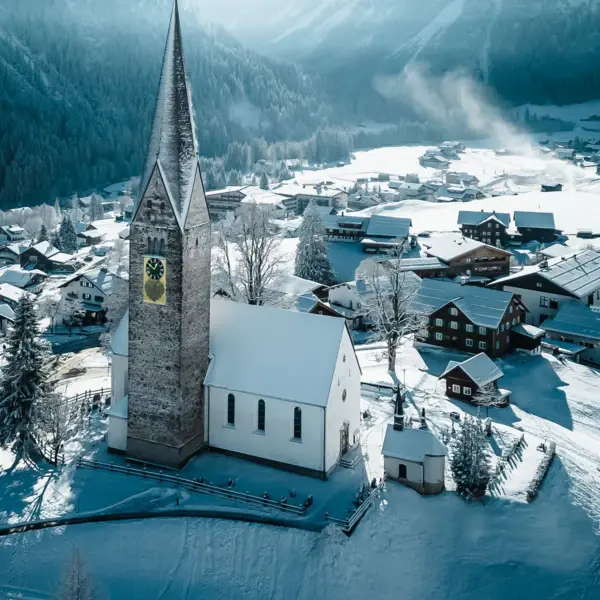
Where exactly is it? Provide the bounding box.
[327,475,386,535]
[76,458,309,516]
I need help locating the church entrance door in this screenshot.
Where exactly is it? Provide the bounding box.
[340,422,350,456]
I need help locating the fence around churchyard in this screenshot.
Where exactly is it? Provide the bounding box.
[76,458,310,516]
[64,388,111,411]
[326,475,386,535]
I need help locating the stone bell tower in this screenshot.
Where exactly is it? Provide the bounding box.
[127,0,211,467]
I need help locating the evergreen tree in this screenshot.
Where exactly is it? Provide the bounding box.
[260,171,269,190]
[54,197,62,217]
[38,224,49,243]
[0,296,50,461]
[88,194,104,221]
[51,230,62,252]
[294,201,336,285]
[450,415,491,499]
[59,215,78,254]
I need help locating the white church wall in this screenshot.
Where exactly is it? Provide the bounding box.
[208,387,326,474]
[324,329,362,472]
[108,415,128,452]
[424,455,445,486]
[111,353,128,402]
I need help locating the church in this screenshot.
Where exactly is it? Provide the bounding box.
[107,0,361,479]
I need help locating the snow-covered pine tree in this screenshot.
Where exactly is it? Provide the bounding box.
[0,295,50,461]
[260,171,269,190]
[89,194,104,221]
[294,200,336,286]
[51,230,62,252]
[450,415,491,499]
[59,215,78,254]
[38,224,49,243]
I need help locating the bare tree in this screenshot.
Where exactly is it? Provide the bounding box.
[56,550,98,600]
[359,242,424,373]
[60,295,87,335]
[34,392,79,466]
[213,204,285,305]
[473,383,503,418]
[38,292,62,334]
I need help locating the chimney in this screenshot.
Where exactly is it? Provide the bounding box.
[393,386,404,431]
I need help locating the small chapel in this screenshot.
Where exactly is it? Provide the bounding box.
[107,0,361,479]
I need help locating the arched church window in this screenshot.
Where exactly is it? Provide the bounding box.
[159,238,166,256]
[196,237,199,247]
[293,407,302,440]
[152,238,160,255]
[257,400,265,432]
[147,199,152,210]
[227,393,235,426]
[160,201,166,211]
[147,237,152,254]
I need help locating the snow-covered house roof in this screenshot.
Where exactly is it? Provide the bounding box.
[412,278,520,329]
[110,310,129,356]
[50,252,76,265]
[439,353,504,387]
[539,244,572,259]
[458,211,511,228]
[392,257,447,272]
[0,265,47,288]
[240,186,287,207]
[0,303,15,322]
[205,300,352,407]
[493,250,600,299]
[542,303,600,341]
[0,283,32,304]
[514,211,557,230]
[423,235,510,263]
[382,425,447,463]
[32,241,59,258]
[365,215,412,239]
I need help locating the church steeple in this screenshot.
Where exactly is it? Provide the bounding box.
[137,0,201,227]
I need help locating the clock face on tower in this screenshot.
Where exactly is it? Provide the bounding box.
[143,256,167,305]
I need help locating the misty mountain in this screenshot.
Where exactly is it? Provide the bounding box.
[0,0,335,208]
[196,0,600,107]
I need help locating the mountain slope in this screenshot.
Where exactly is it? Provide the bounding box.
[0,0,334,208]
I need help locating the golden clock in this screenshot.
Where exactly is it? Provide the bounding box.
[143,256,167,305]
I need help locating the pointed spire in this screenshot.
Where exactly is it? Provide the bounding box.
[139,0,198,220]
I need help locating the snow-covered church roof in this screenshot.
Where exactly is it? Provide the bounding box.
[206,299,349,407]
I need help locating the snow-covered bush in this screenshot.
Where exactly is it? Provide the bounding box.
[526,441,556,502]
[450,415,491,499]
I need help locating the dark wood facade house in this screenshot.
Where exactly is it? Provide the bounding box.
[19,242,76,273]
[457,210,511,247]
[413,279,529,358]
[513,211,561,244]
[422,236,512,278]
[439,352,508,405]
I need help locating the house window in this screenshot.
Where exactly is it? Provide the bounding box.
[479,327,487,335]
[509,305,513,313]
[94,296,103,303]
[227,393,235,426]
[479,341,487,350]
[549,300,559,310]
[466,338,473,347]
[500,324,504,332]
[450,321,458,330]
[293,407,302,440]
[463,387,472,396]
[540,297,549,308]
[466,324,474,333]
[398,464,407,479]
[82,293,91,301]
[435,318,444,327]
[257,399,265,432]
[465,258,472,264]
[536,282,543,288]
[496,341,500,349]
[450,307,458,316]
[513,318,518,325]
[435,332,444,341]
[452,384,461,393]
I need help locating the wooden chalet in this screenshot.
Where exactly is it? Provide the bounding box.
[513,211,560,244]
[457,210,511,247]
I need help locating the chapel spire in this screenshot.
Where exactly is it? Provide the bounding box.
[139,0,198,222]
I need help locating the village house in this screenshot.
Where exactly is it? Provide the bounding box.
[513,211,561,244]
[439,352,510,406]
[76,223,105,247]
[421,235,512,278]
[20,241,77,273]
[0,243,30,266]
[445,172,479,187]
[419,151,450,169]
[390,181,429,200]
[489,249,600,326]
[322,214,412,249]
[387,257,450,279]
[0,225,27,243]
[541,183,563,193]
[382,395,446,495]
[434,185,485,202]
[0,265,48,293]
[347,193,380,210]
[206,186,292,221]
[538,243,571,260]
[58,263,128,324]
[541,302,600,365]
[457,210,511,246]
[0,303,15,335]
[274,182,348,215]
[0,283,33,309]
[555,147,576,161]
[412,278,531,358]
